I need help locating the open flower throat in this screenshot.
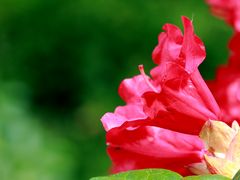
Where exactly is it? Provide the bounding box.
[101,1,240,179]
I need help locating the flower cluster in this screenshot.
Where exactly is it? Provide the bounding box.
[101,1,240,178]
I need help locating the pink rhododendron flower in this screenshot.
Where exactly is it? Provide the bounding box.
[101,17,222,176]
[206,0,240,31]
[100,0,240,177]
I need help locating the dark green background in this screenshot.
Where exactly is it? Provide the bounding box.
[0,0,232,179]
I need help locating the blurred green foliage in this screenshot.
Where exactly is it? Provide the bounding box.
[0,0,232,179]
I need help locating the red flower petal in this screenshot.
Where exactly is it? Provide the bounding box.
[118,75,153,104]
[152,17,206,73]
[152,24,183,65]
[101,104,147,131]
[107,126,204,176]
[181,17,206,73]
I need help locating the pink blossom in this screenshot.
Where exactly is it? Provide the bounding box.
[100,17,219,175]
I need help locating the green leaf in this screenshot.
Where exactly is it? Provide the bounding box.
[90,169,182,180]
[183,175,231,180]
[233,169,240,180]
